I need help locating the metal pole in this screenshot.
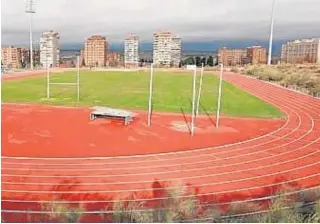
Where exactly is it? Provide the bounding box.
[29,13,34,69]
[216,63,224,128]
[77,56,80,101]
[46,55,50,99]
[191,67,197,136]
[196,63,204,117]
[147,63,154,127]
[268,0,276,66]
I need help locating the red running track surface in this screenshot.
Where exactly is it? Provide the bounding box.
[1,72,320,222]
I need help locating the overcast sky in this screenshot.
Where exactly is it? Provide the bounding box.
[1,0,320,45]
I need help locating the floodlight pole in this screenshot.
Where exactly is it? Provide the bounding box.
[216,63,224,128]
[191,67,197,136]
[77,56,80,101]
[196,63,204,117]
[147,63,154,127]
[26,0,36,70]
[268,0,276,66]
[29,14,34,69]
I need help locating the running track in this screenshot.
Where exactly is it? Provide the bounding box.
[1,72,320,222]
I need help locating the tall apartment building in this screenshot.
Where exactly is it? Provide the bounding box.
[153,31,182,67]
[1,46,22,69]
[281,38,320,64]
[218,46,267,66]
[124,34,139,67]
[39,30,60,68]
[171,37,182,67]
[84,35,108,67]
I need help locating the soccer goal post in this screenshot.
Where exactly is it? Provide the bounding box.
[46,56,80,101]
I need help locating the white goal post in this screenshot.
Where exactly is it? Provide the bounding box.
[46,56,80,101]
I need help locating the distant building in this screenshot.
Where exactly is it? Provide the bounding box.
[171,37,182,67]
[106,52,121,67]
[246,46,267,65]
[218,46,267,66]
[80,49,85,66]
[218,48,247,66]
[1,46,22,69]
[39,30,60,68]
[281,38,320,64]
[124,34,139,67]
[20,48,30,68]
[153,31,182,67]
[84,35,108,67]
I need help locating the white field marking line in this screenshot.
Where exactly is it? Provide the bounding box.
[1,75,316,164]
[3,185,319,206]
[2,157,319,194]
[1,173,319,205]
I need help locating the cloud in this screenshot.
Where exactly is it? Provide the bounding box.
[1,0,320,46]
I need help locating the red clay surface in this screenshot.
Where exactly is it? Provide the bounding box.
[1,104,284,157]
[1,72,320,222]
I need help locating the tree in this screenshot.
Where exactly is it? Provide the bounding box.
[201,57,206,66]
[183,57,195,65]
[207,56,214,66]
[195,56,201,67]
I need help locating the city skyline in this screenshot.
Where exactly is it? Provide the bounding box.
[2,0,320,46]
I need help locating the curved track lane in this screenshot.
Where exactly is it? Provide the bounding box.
[2,73,320,222]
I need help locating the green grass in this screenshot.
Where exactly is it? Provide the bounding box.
[2,71,283,118]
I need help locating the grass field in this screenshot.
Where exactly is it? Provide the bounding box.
[2,71,283,118]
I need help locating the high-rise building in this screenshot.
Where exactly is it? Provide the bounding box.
[153,31,182,67]
[171,37,182,67]
[246,46,267,65]
[281,38,320,64]
[218,46,267,66]
[1,46,22,69]
[39,30,60,68]
[124,34,139,67]
[84,35,108,67]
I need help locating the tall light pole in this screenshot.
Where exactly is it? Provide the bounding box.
[268,0,276,66]
[26,0,36,70]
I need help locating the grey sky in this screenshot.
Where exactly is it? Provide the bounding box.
[1,0,320,45]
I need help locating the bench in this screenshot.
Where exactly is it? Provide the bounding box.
[90,106,134,126]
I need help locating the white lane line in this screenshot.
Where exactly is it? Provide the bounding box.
[1,173,319,203]
[3,184,319,205]
[2,160,319,194]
